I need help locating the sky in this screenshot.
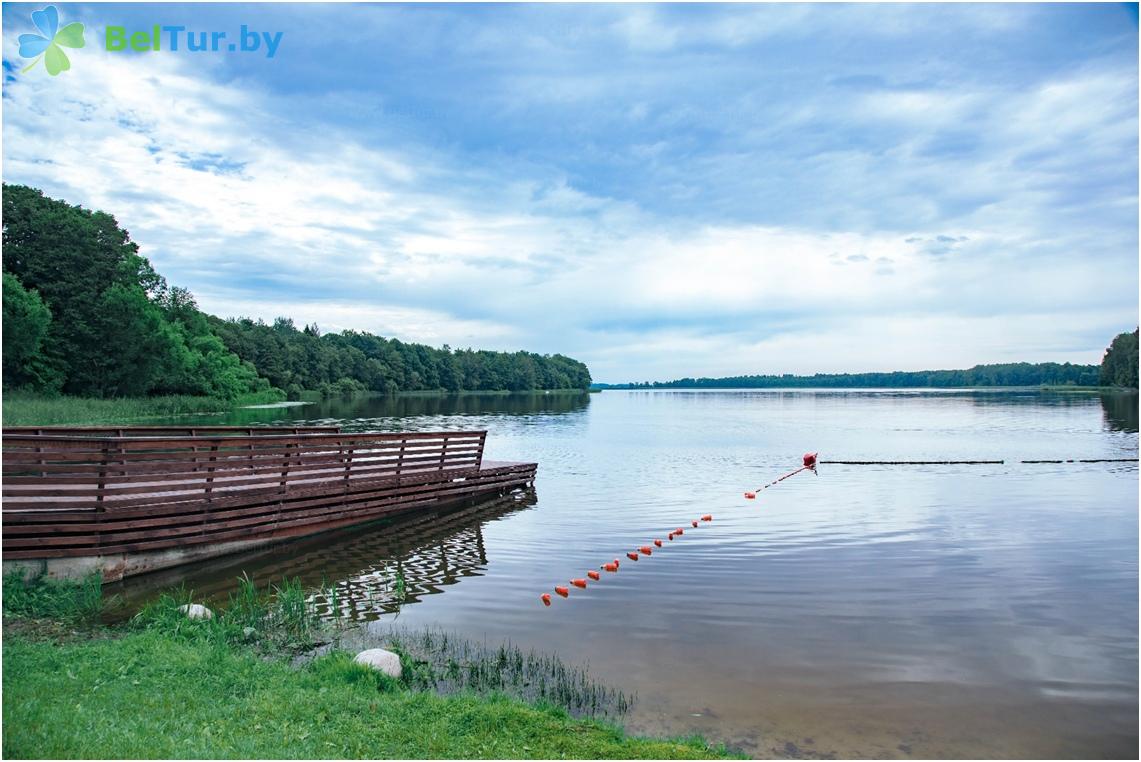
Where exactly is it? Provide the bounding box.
[2,2,1138,383]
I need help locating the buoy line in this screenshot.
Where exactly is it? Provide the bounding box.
[821,459,1137,465]
[540,453,819,607]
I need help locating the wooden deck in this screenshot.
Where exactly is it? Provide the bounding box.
[2,426,536,580]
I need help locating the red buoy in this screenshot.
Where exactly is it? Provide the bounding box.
[571,578,588,589]
[555,586,569,598]
[639,546,653,556]
[587,570,601,581]
[691,520,699,528]
[541,593,552,606]
[603,562,618,572]
[744,492,756,500]
[803,452,818,469]
[627,552,639,561]
[653,539,663,548]
[701,514,713,522]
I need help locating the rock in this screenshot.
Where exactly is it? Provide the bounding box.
[354,648,403,679]
[242,626,258,639]
[178,603,213,620]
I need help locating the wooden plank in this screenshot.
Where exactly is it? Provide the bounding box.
[2,465,535,557]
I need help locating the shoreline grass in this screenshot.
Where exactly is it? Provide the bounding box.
[1,390,287,426]
[2,575,735,760]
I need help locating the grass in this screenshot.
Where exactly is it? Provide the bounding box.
[2,571,110,624]
[2,575,735,759]
[2,634,726,759]
[1,390,286,426]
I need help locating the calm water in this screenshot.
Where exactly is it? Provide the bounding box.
[112,390,1139,759]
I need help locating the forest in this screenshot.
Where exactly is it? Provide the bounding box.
[596,352,1137,390]
[1,184,592,400]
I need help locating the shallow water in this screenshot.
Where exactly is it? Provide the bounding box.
[111,390,1139,758]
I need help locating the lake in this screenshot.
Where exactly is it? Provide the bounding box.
[111,389,1139,759]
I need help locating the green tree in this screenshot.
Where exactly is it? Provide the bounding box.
[1100,329,1139,389]
[2,272,57,390]
[2,184,275,399]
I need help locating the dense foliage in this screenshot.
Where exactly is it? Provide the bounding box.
[2,185,271,398]
[1099,329,1139,389]
[1,185,591,398]
[211,317,592,397]
[599,361,1103,389]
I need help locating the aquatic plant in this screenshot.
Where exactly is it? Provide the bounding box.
[384,626,633,719]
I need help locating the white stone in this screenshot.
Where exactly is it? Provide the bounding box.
[354,648,403,679]
[178,603,213,620]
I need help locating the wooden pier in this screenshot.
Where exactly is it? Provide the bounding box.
[2,426,536,581]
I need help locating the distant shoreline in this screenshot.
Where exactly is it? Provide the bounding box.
[592,385,1134,392]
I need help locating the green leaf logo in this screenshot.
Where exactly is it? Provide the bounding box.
[19,6,85,76]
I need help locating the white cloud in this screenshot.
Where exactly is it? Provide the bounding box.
[2,4,1135,383]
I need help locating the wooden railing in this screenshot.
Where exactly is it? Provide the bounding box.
[3,429,504,561]
[2,426,341,437]
[3,430,487,512]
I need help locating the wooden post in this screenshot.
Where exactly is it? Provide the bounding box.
[475,432,486,469]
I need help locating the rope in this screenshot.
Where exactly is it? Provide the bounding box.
[541,453,818,607]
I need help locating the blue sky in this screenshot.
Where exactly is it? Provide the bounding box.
[3,2,1137,382]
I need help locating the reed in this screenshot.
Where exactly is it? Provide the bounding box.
[385,626,633,719]
[1,390,286,426]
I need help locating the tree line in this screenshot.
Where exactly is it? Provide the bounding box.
[1099,329,1139,389]
[1,184,591,399]
[597,360,1122,390]
[210,316,591,398]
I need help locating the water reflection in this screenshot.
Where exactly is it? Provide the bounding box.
[109,489,537,620]
[1101,393,1139,433]
[172,391,592,428]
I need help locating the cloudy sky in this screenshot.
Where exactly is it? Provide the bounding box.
[2,2,1137,382]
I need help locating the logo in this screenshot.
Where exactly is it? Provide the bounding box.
[18,6,85,76]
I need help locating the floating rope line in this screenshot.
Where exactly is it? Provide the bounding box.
[540,453,818,607]
[822,459,1137,465]
[822,460,1003,465]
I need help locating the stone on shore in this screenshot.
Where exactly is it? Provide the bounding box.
[354,648,403,679]
[178,603,213,620]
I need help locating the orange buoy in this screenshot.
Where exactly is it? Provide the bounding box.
[701,514,713,522]
[587,570,601,581]
[571,578,588,589]
[639,546,653,556]
[555,586,569,598]
[744,492,756,499]
[627,552,639,561]
[691,520,699,528]
[654,539,663,547]
[541,593,552,606]
[603,562,618,572]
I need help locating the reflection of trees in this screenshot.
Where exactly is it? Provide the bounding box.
[196,391,592,428]
[110,489,537,620]
[1100,393,1139,433]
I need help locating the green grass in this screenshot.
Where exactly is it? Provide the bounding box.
[1,390,286,426]
[2,632,726,759]
[2,572,109,624]
[2,575,735,759]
